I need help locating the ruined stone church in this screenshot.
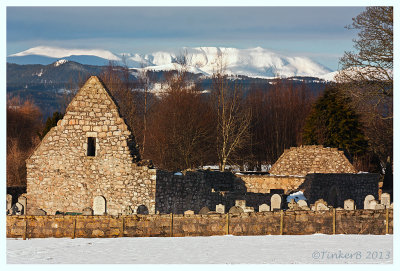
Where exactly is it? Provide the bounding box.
[26,76,379,215]
[26,76,157,215]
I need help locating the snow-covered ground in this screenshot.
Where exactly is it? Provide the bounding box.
[7,234,392,264]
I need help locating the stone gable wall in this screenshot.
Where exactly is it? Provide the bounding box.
[269,145,357,176]
[26,77,155,215]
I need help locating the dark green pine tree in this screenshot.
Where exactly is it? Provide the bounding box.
[38,111,64,140]
[303,85,368,157]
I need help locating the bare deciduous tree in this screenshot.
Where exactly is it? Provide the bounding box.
[212,53,251,171]
[336,6,393,171]
[7,96,42,187]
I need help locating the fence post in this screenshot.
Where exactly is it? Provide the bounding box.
[170,213,173,237]
[280,210,284,235]
[72,218,76,239]
[23,216,28,240]
[225,213,229,235]
[120,216,125,237]
[386,208,389,234]
[332,208,336,235]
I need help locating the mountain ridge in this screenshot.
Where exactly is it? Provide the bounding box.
[8,46,334,80]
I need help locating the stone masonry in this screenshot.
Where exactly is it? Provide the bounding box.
[269,145,357,176]
[25,77,379,215]
[26,76,156,215]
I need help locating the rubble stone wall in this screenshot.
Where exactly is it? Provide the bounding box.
[239,175,305,194]
[301,173,380,209]
[269,145,357,176]
[155,170,271,213]
[26,77,156,216]
[7,209,392,238]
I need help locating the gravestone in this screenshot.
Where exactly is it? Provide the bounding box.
[32,208,47,216]
[184,210,195,215]
[7,194,12,211]
[93,196,106,215]
[368,200,379,210]
[344,199,355,210]
[390,203,393,209]
[297,200,308,208]
[288,199,300,210]
[243,207,255,213]
[381,193,390,208]
[18,196,27,215]
[271,194,282,210]
[315,199,329,211]
[229,206,244,214]
[215,204,225,214]
[235,200,246,209]
[259,204,270,212]
[12,202,24,215]
[374,203,385,210]
[364,195,375,209]
[199,206,210,215]
[82,207,94,215]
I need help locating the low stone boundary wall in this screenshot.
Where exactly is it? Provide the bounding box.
[7,209,393,239]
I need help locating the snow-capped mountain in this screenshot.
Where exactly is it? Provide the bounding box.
[8,46,333,79]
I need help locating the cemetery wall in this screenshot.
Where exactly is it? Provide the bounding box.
[301,173,380,209]
[155,170,271,214]
[6,209,392,238]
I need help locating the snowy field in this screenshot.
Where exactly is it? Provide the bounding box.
[7,234,392,264]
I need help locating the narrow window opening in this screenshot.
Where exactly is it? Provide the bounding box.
[87,137,96,156]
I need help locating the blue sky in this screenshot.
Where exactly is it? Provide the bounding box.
[7,6,366,70]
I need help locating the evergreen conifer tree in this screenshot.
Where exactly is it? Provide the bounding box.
[303,85,368,157]
[38,112,64,140]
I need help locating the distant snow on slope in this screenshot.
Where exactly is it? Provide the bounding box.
[130,46,332,79]
[53,59,69,67]
[10,46,121,61]
[10,46,335,79]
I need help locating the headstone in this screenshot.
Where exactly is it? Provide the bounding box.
[215,204,225,214]
[82,207,94,215]
[18,196,27,215]
[288,199,300,210]
[374,203,385,210]
[243,207,255,213]
[390,203,393,209]
[297,200,308,208]
[93,196,106,215]
[122,206,133,215]
[259,204,270,212]
[344,199,355,210]
[184,210,195,215]
[235,200,246,209]
[32,208,47,216]
[271,194,282,211]
[6,194,12,211]
[310,204,315,211]
[381,193,390,208]
[12,202,24,215]
[199,206,210,214]
[315,199,329,211]
[364,195,375,209]
[229,206,244,214]
[368,200,378,210]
